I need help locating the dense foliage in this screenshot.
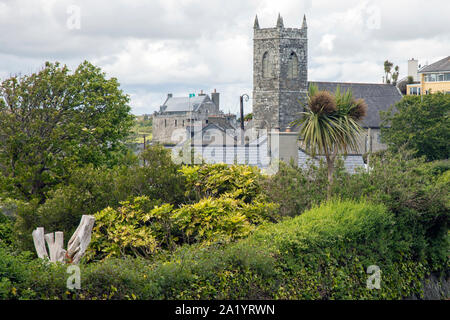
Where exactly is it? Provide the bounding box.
[380,93,450,161]
[1,199,446,300]
[264,151,449,269]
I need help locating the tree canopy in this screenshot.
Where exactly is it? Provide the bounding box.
[0,61,134,202]
[380,93,450,161]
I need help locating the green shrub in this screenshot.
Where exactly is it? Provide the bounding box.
[262,158,348,218]
[264,151,449,270]
[14,144,186,250]
[173,197,278,245]
[87,196,167,261]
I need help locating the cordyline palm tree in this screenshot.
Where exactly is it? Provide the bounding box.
[292,84,367,199]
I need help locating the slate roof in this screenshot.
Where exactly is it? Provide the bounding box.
[161,95,208,113]
[309,81,403,128]
[419,56,450,73]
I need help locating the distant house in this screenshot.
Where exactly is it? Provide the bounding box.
[407,56,450,95]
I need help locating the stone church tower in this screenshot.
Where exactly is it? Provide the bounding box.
[252,14,308,131]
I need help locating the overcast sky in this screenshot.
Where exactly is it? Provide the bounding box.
[1,0,449,115]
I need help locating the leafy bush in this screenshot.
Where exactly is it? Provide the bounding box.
[262,158,348,218]
[173,197,277,245]
[181,164,265,203]
[88,196,167,261]
[13,144,186,250]
[264,151,449,270]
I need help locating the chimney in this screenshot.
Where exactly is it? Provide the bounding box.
[408,58,419,82]
[211,90,220,109]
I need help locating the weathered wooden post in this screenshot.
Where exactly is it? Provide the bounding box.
[32,215,95,264]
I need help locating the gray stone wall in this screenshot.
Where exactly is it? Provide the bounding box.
[253,19,308,131]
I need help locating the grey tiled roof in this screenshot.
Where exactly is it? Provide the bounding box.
[164,134,365,173]
[162,95,207,113]
[309,81,403,128]
[419,56,450,73]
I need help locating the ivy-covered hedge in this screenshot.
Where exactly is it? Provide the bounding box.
[1,199,446,300]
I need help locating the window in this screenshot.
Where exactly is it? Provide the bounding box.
[164,119,167,127]
[262,52,271,78]
[445,73,450,81]
[437,74,444,82]
[287,52,299,79]
[174,120,177,127]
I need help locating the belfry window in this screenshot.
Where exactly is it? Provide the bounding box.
[262,52,271,78]
[287,52,299,79]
